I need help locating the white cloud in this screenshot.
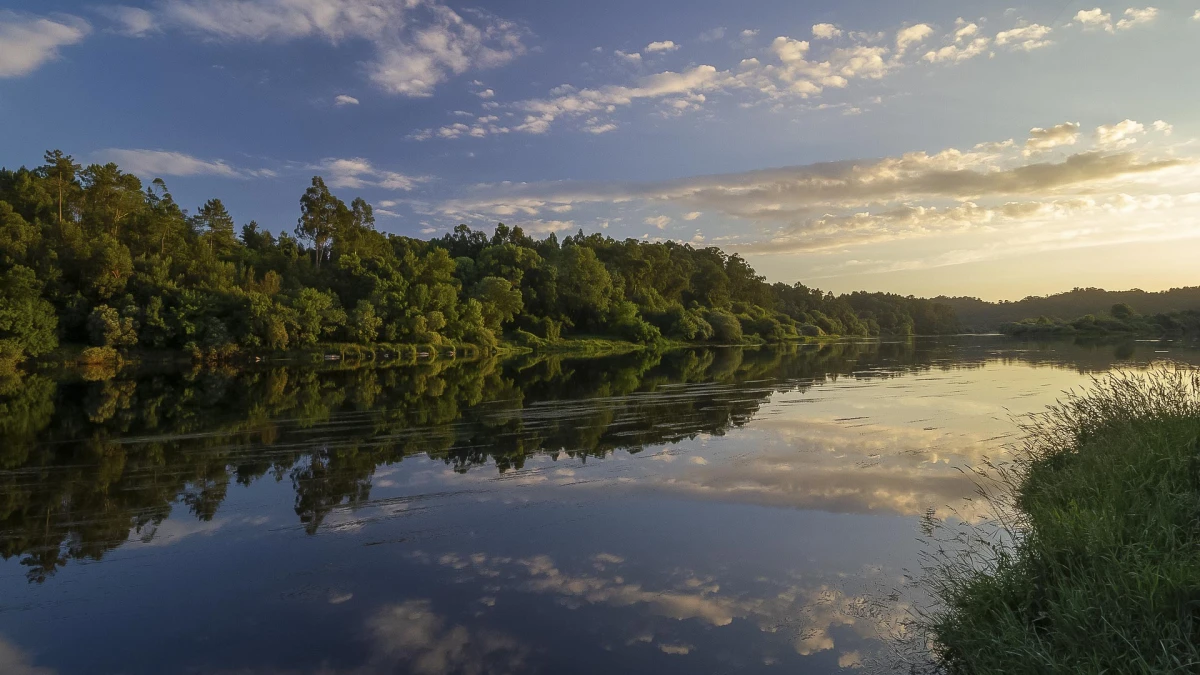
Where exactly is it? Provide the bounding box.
[994,23,1053,51]
[1074,8,1114,32]
[97,6,157,37]
[94,148,265,178]
[320,157,425,190]
[644,215,672,229]
[1152,120,1173,136]
[334,94,360,106]
[1194,10,1200,20]
[683,211,702,220]
[812,23,842,39]
[698,27,726,42]
[740,29,759,39]
[954,20,980,40]
[1023,122,1080,155]
[895,23,934,54]
[0,12,90,77]
[508,64,724,135]
[1095,119,1145,148]
[645,40,679,53]
[150,0,527,97]
[1073,7,1157,33]
[659,643,693,655]
[615,49,641,64]
[923,37,990,63]
[1116,7,1158,30]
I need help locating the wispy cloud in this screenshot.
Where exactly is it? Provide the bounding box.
[94,148,275,179]
[317,157,427,190]
[96,6,156,37]
[0,11,90,77]
[135,0,527,97]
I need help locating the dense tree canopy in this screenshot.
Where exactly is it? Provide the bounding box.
[0,150,962,366]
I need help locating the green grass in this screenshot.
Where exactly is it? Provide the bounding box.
[925,368,1200,674]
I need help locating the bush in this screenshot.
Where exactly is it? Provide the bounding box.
[704,309,743,343]
[86,305,138,348]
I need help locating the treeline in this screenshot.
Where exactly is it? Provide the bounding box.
[940,287,1200,332]
[1000,303,1200,338]
[0,150,959,366]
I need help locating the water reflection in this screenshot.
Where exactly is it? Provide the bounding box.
[0,337,1197,674]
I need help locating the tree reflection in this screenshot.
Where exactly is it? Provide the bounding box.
[0,337,1193,582]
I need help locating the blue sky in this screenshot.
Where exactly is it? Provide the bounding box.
[2,0,1200,299]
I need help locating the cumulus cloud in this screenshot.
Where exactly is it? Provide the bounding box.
[145,0,526,97]
[1023,122,1080,156]
[1073,7,1158,33]
[645,40,679,53]
[319,157,425,190]
[614,49,641,64]
[0,12,90,77]
[923,36,989,63]
[93,148,275,179]
[644,215,672,229]
[994,23,1053,51]
[812,23,842,39]
[923,19,990,63]
[1095,119,1145,148]
[895,23,934,54]
[96,6,157,37]
[1073,8,1114,31]
[1152,120,1173,135]
[683,211,702,220]
[334,94,359,106]
[1116,7,1158,30]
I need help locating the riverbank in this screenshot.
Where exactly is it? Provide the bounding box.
[926,368,1200,672]
[22,333,848,374]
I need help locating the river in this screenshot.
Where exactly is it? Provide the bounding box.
[1,336,1197,674]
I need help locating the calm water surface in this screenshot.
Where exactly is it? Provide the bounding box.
[2,337,1198,674]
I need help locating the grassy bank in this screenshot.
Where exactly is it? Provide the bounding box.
[926,368,1200,673]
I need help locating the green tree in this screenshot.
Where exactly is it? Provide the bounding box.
[39,150,81,231]
[0,266,58,362]
[296,177,343,270]
[472,276,523,331]
[194,198,238,258]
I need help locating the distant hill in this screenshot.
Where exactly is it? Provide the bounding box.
[935,287,1200,332]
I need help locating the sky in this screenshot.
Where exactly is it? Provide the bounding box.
[2,0,1200,300]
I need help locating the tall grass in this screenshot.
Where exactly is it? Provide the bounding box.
[922,367,1200,673]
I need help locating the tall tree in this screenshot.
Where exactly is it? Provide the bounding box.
[39,150,81,233]
[194,198,237,257]
[296,177,343,270]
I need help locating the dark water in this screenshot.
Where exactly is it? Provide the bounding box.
[1,337,1198,674]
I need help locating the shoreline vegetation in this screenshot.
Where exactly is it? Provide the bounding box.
[2,150,960,373]
[999,302,1200,339]
[924,368,1200,672]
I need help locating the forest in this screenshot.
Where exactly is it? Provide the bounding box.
[0,150,961,367]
